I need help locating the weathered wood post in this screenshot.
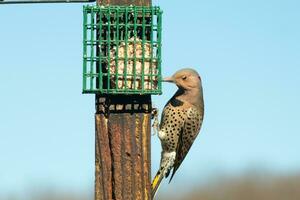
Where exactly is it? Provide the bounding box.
[87,0,161,199]
[95,95,152,200]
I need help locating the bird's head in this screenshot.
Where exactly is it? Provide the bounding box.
[163,68,202,91]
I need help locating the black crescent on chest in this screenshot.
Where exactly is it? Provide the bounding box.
[169,98,184,107]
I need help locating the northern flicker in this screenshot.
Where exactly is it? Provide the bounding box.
[151,68,204,198]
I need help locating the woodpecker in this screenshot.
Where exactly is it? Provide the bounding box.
[151,68,204,198]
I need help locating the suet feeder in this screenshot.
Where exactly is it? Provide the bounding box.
[83,5,162,95]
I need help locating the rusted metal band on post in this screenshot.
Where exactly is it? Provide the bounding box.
[96,95,152,115]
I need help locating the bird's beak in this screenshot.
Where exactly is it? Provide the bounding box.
[162,77,174,83]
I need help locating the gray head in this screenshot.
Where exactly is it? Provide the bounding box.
[163,68,202,91]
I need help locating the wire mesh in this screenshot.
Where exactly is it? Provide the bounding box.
[83,5,162,95]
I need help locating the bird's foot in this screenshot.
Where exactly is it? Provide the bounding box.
[151,107,160,136]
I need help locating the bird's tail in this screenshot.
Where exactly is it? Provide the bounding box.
[151,170,164,199]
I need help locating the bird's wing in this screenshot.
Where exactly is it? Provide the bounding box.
[168,107,203,183]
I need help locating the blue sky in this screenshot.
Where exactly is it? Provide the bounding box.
[0,0,300,197]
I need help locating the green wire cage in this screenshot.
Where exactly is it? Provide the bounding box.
[83,5,162,95]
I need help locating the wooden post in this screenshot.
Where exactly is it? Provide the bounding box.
[95,1,152,200]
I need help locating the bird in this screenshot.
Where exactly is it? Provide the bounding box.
[151,68,204,198]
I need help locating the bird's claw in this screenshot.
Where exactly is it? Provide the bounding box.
[151,108,160,136]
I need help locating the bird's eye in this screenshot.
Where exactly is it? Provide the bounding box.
[182,76,187,80]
